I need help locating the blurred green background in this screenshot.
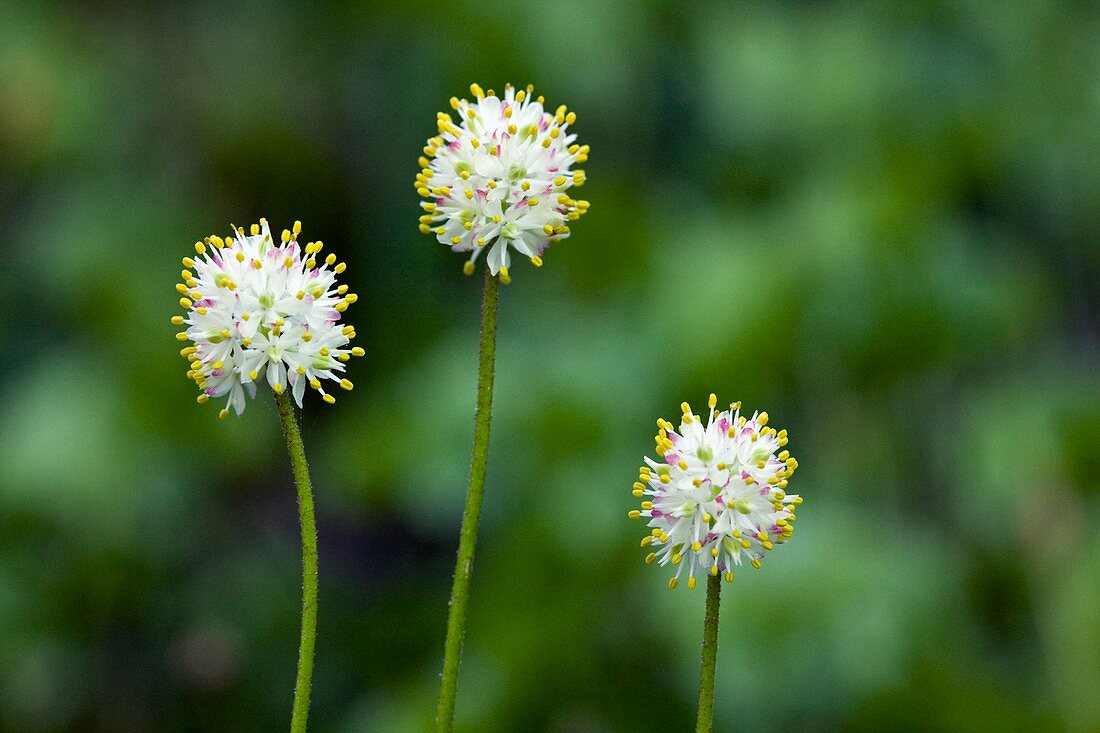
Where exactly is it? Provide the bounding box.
[2,1,1098,731]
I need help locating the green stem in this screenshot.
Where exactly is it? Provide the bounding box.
[695,573,722,733]
[435,268,501,733]
[276,391,319,733]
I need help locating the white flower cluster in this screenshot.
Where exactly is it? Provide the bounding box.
[416,83,590,282]
[631,396,802,589]
[174,219,362,417]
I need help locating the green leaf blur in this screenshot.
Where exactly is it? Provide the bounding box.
[0,1,1097,731]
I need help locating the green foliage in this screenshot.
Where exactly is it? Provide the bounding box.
[0,1,1097,731]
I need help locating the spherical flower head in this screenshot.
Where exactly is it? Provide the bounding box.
[416,83,591,283]
[173,219,364,417]
[630,395,802,590]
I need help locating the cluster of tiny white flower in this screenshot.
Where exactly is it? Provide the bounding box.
[630,395,802,589]
[174,219,362,417]
[416,83,590,282]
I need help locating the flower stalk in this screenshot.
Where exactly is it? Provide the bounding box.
[276,391,319,733]
[695,573,722,733]
[435,268,501,732]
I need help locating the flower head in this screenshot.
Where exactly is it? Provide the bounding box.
[416,83,590,283]
[173,219,362,417]
[630,395,802,589]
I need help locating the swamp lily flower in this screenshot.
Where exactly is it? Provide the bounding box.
[174,219,362,416]
[416,83,590,282]
[631,395,802,589]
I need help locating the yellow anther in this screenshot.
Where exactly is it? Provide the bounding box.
[340,379,353,391]
[709,393,717,408]
[323,393,336,404]
[194,242,206,254]
[668,578,679,590]
[724,571,734,582]
[463,261,475,276]
[171,315,184,326]
[470,83,484,98]
[758,412,769,426]
[499,266,511,285]
[687,577,697,590]
[641,536,653,548]
[751,558,762,569]
[677,460,688,470]
[179,298,192,308]
[335,262,347,274]
[530,256,543,267]
[196,394,209,404]
[691,541,702,552]
[671,553,682,565]
[218,409,230,420]
[628,510,641,519]
[640,501,653,510]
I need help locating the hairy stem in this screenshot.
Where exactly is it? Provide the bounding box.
[695,573,722,733]
[435,268,501,732]
[276,391,319,733]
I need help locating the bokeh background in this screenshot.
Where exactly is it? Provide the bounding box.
[2,1,1098,731]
